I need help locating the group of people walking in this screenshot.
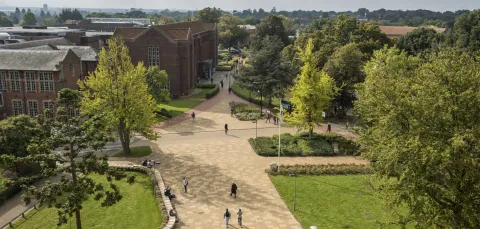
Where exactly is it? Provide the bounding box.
[224,208,243,228]
[265,110,279,125]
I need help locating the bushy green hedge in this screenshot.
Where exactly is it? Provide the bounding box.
[249,133,359,157]
[206,85,220,99]
[0,184,21,204]
[196,84,217,89]
[218,53,232,61]
[218,61,235,67]
[231,82,265,107]
[217,65,232,71]
[266,164,372,175]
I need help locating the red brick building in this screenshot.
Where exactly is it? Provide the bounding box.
[0,49,82,118]
[113,21,218,97]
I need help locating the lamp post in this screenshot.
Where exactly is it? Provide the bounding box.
[253,81,264,117]
[252,119,258,138]
[289,173,297,211]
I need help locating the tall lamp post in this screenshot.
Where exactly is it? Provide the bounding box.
[253,81,264,117]
[289,173,297,211]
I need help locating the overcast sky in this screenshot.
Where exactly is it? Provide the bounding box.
[2,0,479,12]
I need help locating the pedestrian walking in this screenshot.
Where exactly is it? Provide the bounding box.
[191,112,195,122]
[224,209,231,228]
[265,111,270,123]
[237,209,243,228]
[228,86,232,94]
[231,108,234,117]
[224,124,229,135]
[220,80,224,89]
[230,182,238,198]
[273,116,277,125]
[183,177,189,193]
[327,123,332,132]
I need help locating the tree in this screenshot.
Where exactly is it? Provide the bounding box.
[324,43,365,117]
[58,8,83,22]
[0,15,13,27]
[237,36,292,105]
[397,27,445,56]
[21,8,26,15]
[356,47,480,228]
[86,12,112,18]
[196,7,222,23]
[218,14,248,50]
[146,66,171,103]
[252,14,289,50]
[1,89,131,229]
[79,39,157,154]
[286,38,337,138]
[157,15,176,24]
[454,10,480,53]
[42,17,60,26]
[14,7,21,21]
[40,10,46,18]
[20,12,37,25]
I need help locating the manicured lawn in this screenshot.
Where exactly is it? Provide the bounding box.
[157,99,204,121]
[112,146,152,157]
[13,171,162,229]
[270,175,408,229]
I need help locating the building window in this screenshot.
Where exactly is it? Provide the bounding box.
[43,100,54,112]
[28,100,39,117]
[12,100,23,116]
[25,72,36,92]
[0,71,6,91]
[9,71,20,91]
[148,47,160,66]
[0,93,3,107]
[69,108,80,117]
[39,72,54,92]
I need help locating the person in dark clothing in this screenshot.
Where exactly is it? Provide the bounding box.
[220,80,224,89]
[228,87,232,94]
[225,124,229,134]
[230,183,238,198]
[327,123,332,132]
[231,108,234,117]
[211,77,214,84]
[191,112,196,122]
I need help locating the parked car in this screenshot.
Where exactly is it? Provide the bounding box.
[229,49,241,54]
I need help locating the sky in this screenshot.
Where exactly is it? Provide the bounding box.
[1,0,479,12]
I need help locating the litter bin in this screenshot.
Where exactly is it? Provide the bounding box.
[310,226,318,229]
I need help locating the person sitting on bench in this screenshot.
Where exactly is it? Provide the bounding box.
[164,186,175,200]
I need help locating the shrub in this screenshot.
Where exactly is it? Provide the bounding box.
[196,84,216,89]
[249,132,359,157]
[231,82,274,109]
[156,108,172,118]
[0,184,21,204]
[218,61,234,67]
[217,65,232,71]
[235,112,261,121]
[266,164,372,176]
[218,53,232,61]
[206,85,219,99]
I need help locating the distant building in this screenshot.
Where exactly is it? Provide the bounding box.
[43,4,48,13]
[378,26,447,37]
[114,21,218,97]
[64,19,143,32]
[86,17,151,26]
[238,25,256,34]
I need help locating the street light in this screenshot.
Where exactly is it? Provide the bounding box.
[253,81,263,117]
[289,173,297,211]
[252,119,258,138]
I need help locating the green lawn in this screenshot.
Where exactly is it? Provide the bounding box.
[157,99,204,121]
[270,175,408,229]
[112,146,152,158]
[13,171,162,229]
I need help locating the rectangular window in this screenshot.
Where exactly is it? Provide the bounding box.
[69,108,80,117]
[12,100,23,116]
[43,101,54,112]
[148,47,160,66]
[9,71,20,91]
[0,93,3,107]
[28,100,38,117]
[0,71,6,91]
[25,72,36,92]
[39,72,54,92]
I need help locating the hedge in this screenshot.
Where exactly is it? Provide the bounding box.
[206,85,220,99]
[249,132,359,157]
[217,65,232,71]
[196,84,217,89]
[0,184,22,204]
[218,61,235,67]
[266,164,372,176]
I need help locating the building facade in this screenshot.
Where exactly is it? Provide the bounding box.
[114,21,218,97]
[0,49,82,118]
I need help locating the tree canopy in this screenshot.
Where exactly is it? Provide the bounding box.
[0,14,13,27]
[454,10,480,53]
[196,7,222,23]
[252,14,289,50]
[58,8,83,22]
[79,39,157,154]
[146,66,171,103]
[218,14,248,50]
[356,47,480,228]
[397,27,445,56]
[20,12,37,25]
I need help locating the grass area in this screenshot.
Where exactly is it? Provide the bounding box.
[13,171,162,229]
[156,99,204,122]
[112,146,153,158]
[270,175,408,229]
[231,81,291,109]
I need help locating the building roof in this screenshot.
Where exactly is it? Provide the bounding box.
[113,27,147,39]
[378,26,447,36]
[0,38,74,49]
[157,28,190,40]
[0,50,71,71]
[0,27,83,34]
[155,21,216,35]
[56,46,98,61]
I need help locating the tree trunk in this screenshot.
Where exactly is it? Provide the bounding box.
[75,210,82,229]
[309,127,313,139]
[118,119,131,154]
[70,152,82,229]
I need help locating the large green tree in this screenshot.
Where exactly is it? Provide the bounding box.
[58,8,83,22]
[397,27,445,56]
[286,38,337,138]
[356,47,480,228]
[79,39,157,154]
[252,14,289,50]
[324,43,365,117]
[2,89,131,229]
[218,14,248,50]
[196,7,222,23]
[20,12,37,25]
[454,10,480,53]
[146,66,171,103]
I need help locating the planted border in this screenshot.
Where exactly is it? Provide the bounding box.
[266,164,372,176]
